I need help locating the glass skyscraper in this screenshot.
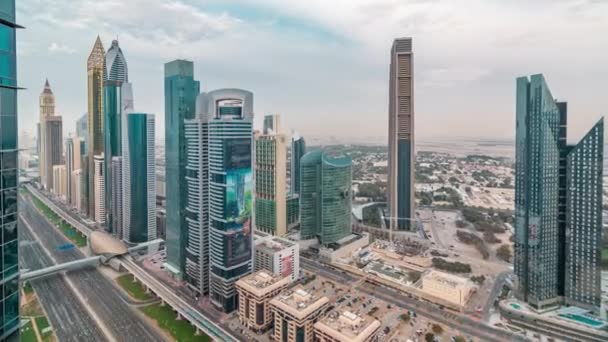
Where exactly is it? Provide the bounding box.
[103,39,128,234]
[565,119,603,312]
[164,60,200,278]
[388,37,415,231]
[300,151,352,245]
[123,113,156,243]
[290,132,305,195]
[0,1,20,339]
[515,74,604,313]
[197,89,254,313]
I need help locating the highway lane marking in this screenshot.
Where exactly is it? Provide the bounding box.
[20,214,118,342]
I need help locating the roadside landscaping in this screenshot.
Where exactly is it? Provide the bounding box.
[27,189,87,247]
[116,274,153,301]
[140,303,210,342]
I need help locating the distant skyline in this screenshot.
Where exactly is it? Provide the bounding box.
[16,0,608,141]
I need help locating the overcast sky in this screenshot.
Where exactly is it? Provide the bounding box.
[16,0,608,143]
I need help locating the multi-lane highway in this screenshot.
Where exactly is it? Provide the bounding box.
[20,194,166,342]
[20,218,107,342]
[301,257,529,342]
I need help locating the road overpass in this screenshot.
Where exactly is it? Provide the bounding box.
[25,184,92,237]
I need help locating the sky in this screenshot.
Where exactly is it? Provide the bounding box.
[16,0,608,143]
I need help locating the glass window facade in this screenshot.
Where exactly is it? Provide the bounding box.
[0,2,19,339]
[164,60,200,277]
[300,150,352,245]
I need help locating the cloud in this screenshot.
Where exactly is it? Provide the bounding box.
[48,42,76,54]
[15,0,608,142]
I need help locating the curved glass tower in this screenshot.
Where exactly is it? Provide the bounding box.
[300,151,352,245]
[0,1,21,339]
[103,39,129,234]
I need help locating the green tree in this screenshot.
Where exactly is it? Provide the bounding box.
[425,332,435,342]
[496,244,512,262]
[432,324,443,335]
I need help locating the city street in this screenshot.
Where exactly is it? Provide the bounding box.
[20,218,107,342]
[20,193,166,342]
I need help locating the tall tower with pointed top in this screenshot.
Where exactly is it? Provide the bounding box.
[39,79,55,186]
[103,39,129,234]
[87,36,105,219]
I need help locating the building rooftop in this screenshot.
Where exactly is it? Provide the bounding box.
[236,271,291,296]
[254,230,296,253]
[315,306,381,342]
[270,284,329,320]
[424,270,470,289]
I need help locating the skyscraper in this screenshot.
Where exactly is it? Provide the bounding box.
[184,115,209,295]
[76,112,88,148]
[254,114,288,236]
[123,113,156,243]
[87,36,105,217]
[197,89,254,313]
[72,169,83,212]
[387,37,415,231]
[164,60,200,278]
[300,150,352,245]
[565,119,603,312]
[111,157,123,238]
[42,115,63,190]
[0,1,21,338]
[103,40,128,233]
[66,137,74,204]
[52,164,67,200]
[38,79,61,189]
[290,132,306,195]
[515,74,604,313]
[94,154,105,225]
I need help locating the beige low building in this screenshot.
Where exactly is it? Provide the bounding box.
[52,164,67,200]
[421,270,475,307]
[315,308,381,342]
[269,285,330,342]
[235,271,292,333]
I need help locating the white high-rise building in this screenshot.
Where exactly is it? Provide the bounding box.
[94,154,105,225]
[253,231,300,282]
[72,169,83,212]
[111,157,123,239]
[52,165,67,200]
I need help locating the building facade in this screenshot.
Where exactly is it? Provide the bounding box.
[66,138,74,204]
[123,113,156,243]
[103,39,128,234]
[110,157,123,239]
[290,133,306,195]
[565,119,603,312]
[286,194,300,229]
[72,169,83,212]
[255,115,288,236]
[300,150,352,245]
[87,36,105,217]
[269,285,330,342]
[195,89,254,312]
[42,115,63,190]
[235,271,291,333]
[515,74,604,313]
[254,231,300,282]
[76,112,88,150]
[39,79,54,187]
[94,154,105,225]
[52,165,67,200]
[387,37,415,231]
[164,59,200,278]
[0,2,21,337]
